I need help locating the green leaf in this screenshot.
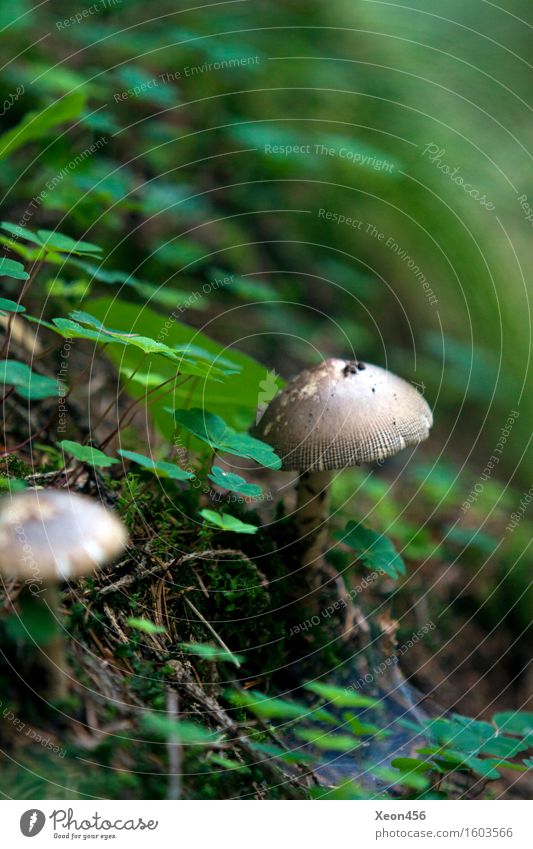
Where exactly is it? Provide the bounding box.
[59,440,119,468]
[87,297,283,433]
[0,92,86,160]
[208,466,262,497]
[295,727,360,752]
[199,509,258,534]
[208,754,251,772]
[52,316,118,343]
[344,715,386,737]
[180,642,244,666]
[173,408,281,470]
[305,681,379,709]
[228,689,316,720]
[118,449,194,481]
[0,297,25,313]
[493,711,533,737]
[1,222,43,246]
[127,617,166,635]
[0,257,29,280]
[309,780,367,800]
[0,360,60,400]
[250,742,316,765]
[141,713,219,744]
[335,521,406,579]
[36,230,102,257]
[446,752,503,780]
[50,312,232,379]
[403,716,530,759]
[478,736,530,758]
[391,757,434,774]
[373,766,430,790]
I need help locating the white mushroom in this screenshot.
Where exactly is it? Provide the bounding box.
[254,358,433,575]
[0,489,128,699]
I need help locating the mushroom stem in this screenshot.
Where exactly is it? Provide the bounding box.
[294,470,333,572]
[42,583,69,701]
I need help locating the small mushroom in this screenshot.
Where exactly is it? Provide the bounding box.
[254,358,433,580]
[0,488,128,699]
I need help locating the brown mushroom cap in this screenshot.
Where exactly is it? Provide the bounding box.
[253,358,433,471]
[0,489,128,581]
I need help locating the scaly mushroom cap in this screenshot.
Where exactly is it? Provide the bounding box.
[0,489,128,581]
[253,358,433,471]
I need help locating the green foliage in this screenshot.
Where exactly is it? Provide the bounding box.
[0,93,85,160]
[0,359,60,399]
[127,618,166,635]
[180,642,244,667]
[229,683,532,796]
[400,713,532,781]
[199,509,258,535]
[294,728,360,751]
[335,521,406,579]
[0,0,531,803]
[208,465,262,497]
[305,682,378,709]
[88,298,279,432]
[0,298,25,313]
[0,257,28,280]
[118,449,194,481]
[228,689,329,722]
[493,711,533,737]
[140,713,220,745]
[44,311,232,379]
[173,408,281,469]
[59,440,118,468]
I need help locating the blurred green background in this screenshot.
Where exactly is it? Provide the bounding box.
[1,0,531,484]
[0,0,531,799]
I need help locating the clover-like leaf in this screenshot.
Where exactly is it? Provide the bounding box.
[118,449,194,481]
[0,257,29,280]
[0,360,60,400]
[36,230,102,256]
[335,521,406,579]
[493,711,533,738]
[48,313,230,379]
[59,440,119,468]
[199,509,258,534]
[0,297,25,313]
[172,408,281,469]
[208,465,262,497]
[1,222,43,246]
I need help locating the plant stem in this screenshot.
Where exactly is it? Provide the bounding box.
[294,469,333,572]
[41,583,69,701]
